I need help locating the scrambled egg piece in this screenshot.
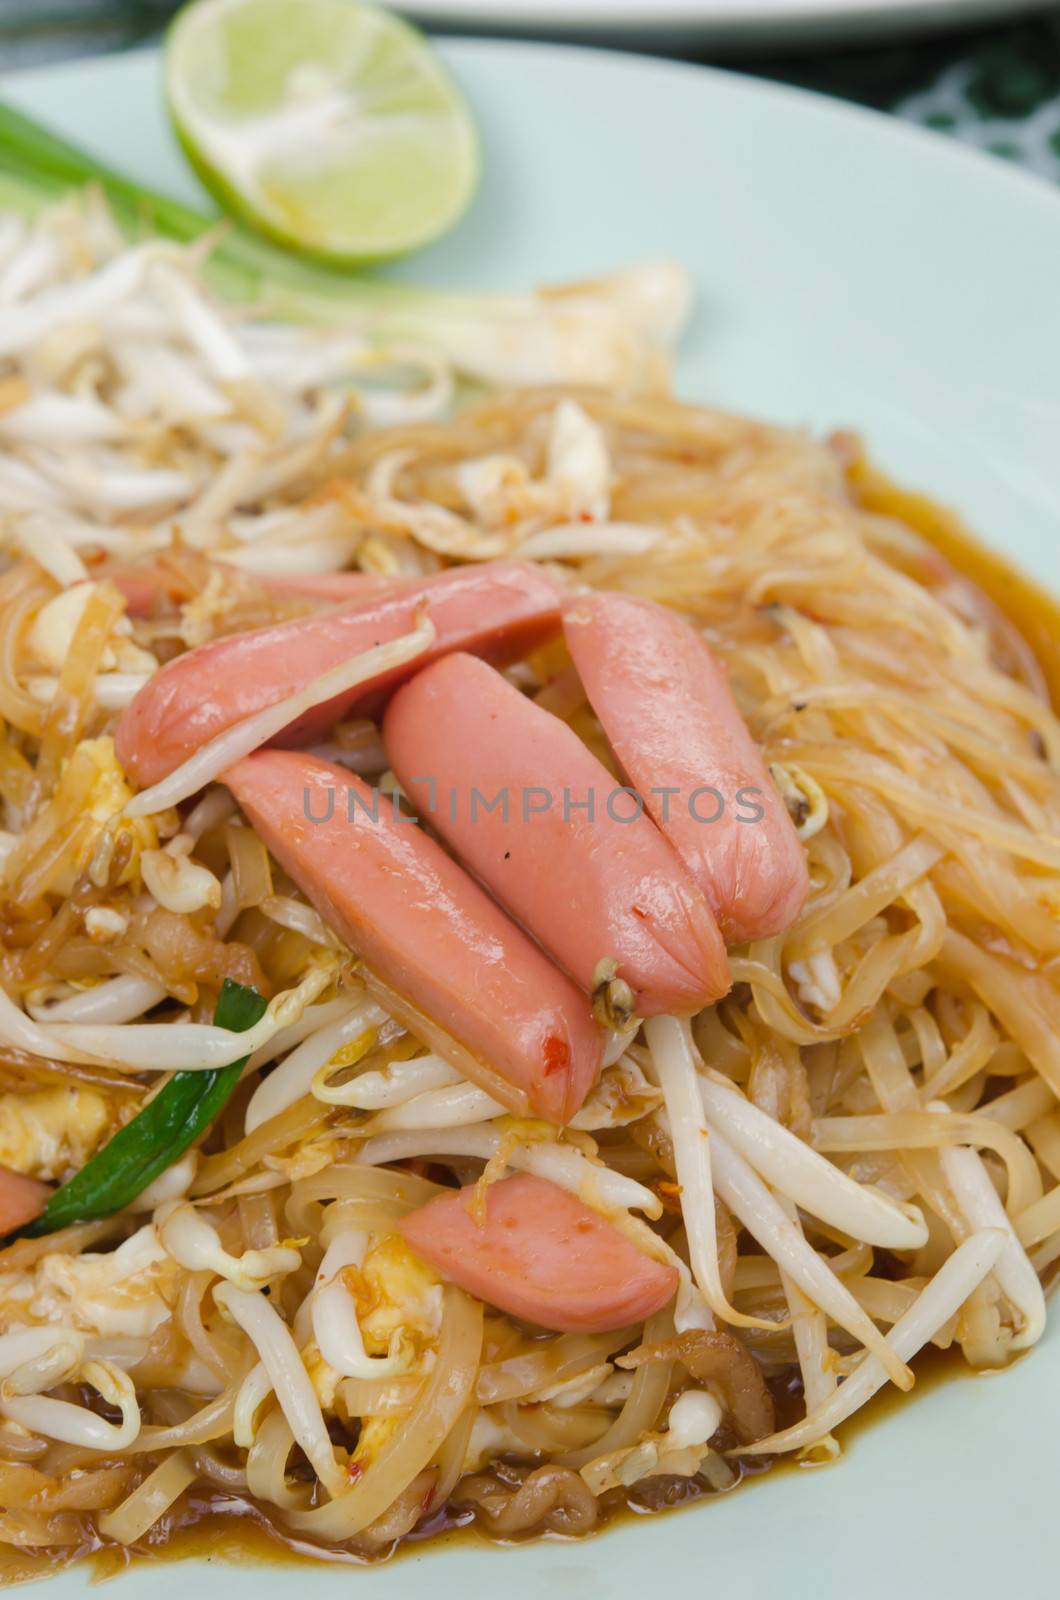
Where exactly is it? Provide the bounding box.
[352,1412,403,1472]
[306,1235,442,1419]
[79,736,154,850]
[304,1341,341,1412]
[0,1224,179,1340]
[0,1086,110,1181]
[51,736,156,893]
[357,1234,442,1359]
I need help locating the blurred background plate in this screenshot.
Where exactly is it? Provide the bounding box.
[376,0,1059,50]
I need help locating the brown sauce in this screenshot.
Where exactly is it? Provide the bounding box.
[63,1341,979,1581]
[847,451,1060,705]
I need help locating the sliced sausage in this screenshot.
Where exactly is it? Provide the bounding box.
[223,750,602,1124]
[116,563,564,787]
[399,1172,677,1333]
[383,653,729,1017]
[0,1165,50,1236]
[563,592,808,943]
[245,571,391,604]
[102,562,392,617]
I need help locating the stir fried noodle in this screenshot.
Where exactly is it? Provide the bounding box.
[1,219,1059,1573]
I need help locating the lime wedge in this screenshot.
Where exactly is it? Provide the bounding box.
[164,0,479,262]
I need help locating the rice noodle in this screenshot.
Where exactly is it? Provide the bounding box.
[813,1110,1041,1218]
[192,1096,332,1197]
[97,1450,197,1544]
[559,1308,673,1471]
[244,1405,311,1511]
[476,1329,636,1406]
[340,1375,423,1417]
[936,931,1060,1095]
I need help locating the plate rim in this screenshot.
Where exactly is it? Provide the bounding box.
[380,0,1057,39]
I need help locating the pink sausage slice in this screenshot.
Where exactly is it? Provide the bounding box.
[383,653,730,1017]
[223,750,602,1124]
[399,1172,677,1333]
[116,563,564,787]
[102,563,392,617]
[253,571,393,604]
[0,1165,50,1236]
[564,593,808,944]
[95,564,185,617]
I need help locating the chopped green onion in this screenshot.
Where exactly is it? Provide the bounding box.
[22,979,267,1237]
[0,100,690,389]
[0,99,336,304]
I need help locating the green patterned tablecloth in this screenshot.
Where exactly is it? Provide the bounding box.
[755,11,1060,183]
[0,2,1059,183]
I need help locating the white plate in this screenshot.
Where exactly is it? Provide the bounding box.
[382,0,1058,49]
[2,35,1060,1600]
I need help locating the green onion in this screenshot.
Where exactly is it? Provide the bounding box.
[0,99,687,389]
[0,96,486,318]
[0,98,347,306]
[0,94,488,326]
[22,979,267,1237]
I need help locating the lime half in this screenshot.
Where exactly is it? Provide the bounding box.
[164,0,479,261]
